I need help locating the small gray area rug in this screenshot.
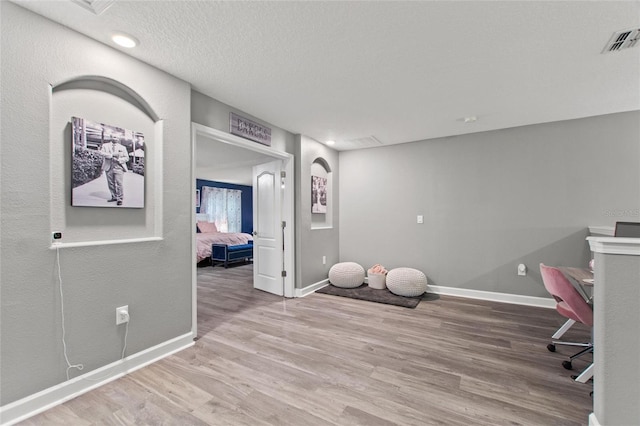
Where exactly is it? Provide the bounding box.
[316,284,423,308]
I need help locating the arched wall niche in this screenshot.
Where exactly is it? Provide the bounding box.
[312,157,331,173]
[311,156,333,229]
[50,75,164,246]
[52,75,160,122]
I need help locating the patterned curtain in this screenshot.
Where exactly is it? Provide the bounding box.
[226,189,242,233]
[200,187,242,233]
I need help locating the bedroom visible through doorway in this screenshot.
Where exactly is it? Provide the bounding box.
[190,123,295,337]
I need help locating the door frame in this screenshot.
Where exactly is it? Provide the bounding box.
[191,123,295,337]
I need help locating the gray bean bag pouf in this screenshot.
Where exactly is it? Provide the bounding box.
[329,262,365,288]
[386,267,427,297]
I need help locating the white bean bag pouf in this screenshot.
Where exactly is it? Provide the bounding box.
[386,268,427,297]
[329,262,365,288]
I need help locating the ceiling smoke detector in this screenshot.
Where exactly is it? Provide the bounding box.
[70,0,116,15]
[603,28,640,53]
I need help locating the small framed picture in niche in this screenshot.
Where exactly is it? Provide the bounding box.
[311,175,327,213]
[71,116,145,208]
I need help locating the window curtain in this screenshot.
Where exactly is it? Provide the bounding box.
[200,187,242,233]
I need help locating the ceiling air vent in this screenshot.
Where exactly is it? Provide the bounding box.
[70,0,116,15]
[603,28,640,53]
[343,136,384,149]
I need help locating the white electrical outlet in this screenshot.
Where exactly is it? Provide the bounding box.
[322,256,326,265]
[116,305,129,325]
[517,264,527,276]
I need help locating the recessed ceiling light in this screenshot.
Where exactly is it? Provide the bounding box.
[463,116,477,123]
[326,140,336,146]
[112,33,138,48]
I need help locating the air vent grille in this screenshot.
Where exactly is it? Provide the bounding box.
[343,136,384,149]
[70,0,115,15]
[603,28,640,53]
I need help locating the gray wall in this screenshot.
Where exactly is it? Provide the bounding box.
[295,135,340,288]
[191,90,297,155]
[339,112,640,298]
[1,3,192,405]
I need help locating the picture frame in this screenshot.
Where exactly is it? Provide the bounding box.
[71,116,145,208]
[311,175,327,213]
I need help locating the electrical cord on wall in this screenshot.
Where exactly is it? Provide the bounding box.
[120,320,129,360]
[80,321,130,382]
[56,246,84,380]
[81,319,129,383]
[56,246,129,382]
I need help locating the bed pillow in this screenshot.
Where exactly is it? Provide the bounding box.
[197,221,218,233]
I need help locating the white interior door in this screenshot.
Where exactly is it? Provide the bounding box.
[252,160,283,295]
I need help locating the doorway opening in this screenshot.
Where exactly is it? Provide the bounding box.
[191,123,295,337]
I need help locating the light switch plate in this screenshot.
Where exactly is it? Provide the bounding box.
[417,215,424,224]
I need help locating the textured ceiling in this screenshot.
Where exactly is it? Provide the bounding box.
[13,0,640,151]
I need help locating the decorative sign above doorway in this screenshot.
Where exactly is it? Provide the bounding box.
[229,112,271,146]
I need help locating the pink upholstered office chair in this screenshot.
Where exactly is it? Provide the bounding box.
[540,263,593,370]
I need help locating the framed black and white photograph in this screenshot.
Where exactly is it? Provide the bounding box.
[311,175,327,213]
[71,116,145,208]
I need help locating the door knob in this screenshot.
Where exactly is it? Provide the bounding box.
[252,231,258,236]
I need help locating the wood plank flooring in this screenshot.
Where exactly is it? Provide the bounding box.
[20,264,593,425]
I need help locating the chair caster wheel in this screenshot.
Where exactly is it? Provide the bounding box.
[547,344,556,352]
[562,360,573,370]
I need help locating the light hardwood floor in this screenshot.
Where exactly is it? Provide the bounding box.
[21,264,593,425]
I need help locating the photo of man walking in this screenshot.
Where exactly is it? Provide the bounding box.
[99,136,130,206]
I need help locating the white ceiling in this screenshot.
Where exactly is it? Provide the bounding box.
[196,135,274,185]
[13,0,640,151]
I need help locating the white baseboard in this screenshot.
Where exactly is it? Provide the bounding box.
[0,332,194,426]
[296,278,329,297]
[588,413,601,426]
[427,284,555,308]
